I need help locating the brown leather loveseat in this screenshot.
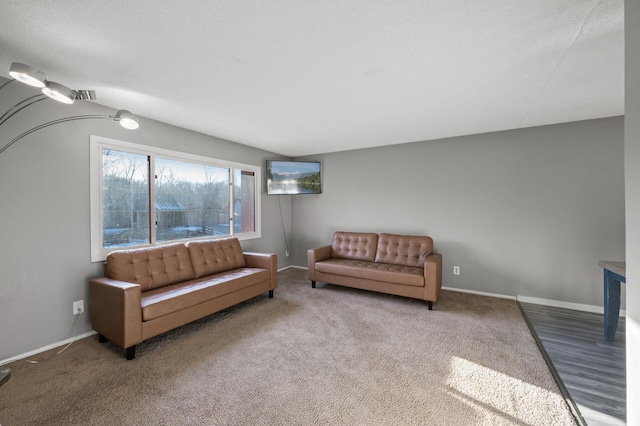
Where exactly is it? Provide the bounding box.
[308,232,442,309]
[90,237,277,359]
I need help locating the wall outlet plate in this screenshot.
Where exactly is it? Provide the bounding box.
[73,300,84,315]
[453,266,460,276]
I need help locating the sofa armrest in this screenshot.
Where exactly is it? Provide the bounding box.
[244,252,277,290]
[424,253,442,303]
[307,245,332,281]
[89,277,143,349]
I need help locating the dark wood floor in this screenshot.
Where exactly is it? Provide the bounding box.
[519,302,626,426]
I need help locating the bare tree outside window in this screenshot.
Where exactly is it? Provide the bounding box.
[91,137,261,261]
[155,157,230,242]
[101,149,149,248]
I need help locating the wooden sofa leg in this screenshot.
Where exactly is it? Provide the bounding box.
[268,290,274,298]
[427,301,433,310]
[311,281,316,288]
[125,346,136,360]
[98,334,107,343]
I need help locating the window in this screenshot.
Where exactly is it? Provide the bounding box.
[101,149,150,248]
[90,136,261,261]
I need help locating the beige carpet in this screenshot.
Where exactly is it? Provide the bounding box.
[0,268,576,425]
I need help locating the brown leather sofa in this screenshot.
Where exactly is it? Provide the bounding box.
[308,232,442,309]
[90,237,277,359]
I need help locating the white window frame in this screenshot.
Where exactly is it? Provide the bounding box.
[90,135,261,262]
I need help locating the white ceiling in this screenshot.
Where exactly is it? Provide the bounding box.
[0,0,624,157]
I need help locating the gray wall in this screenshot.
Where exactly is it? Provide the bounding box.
[0,79,291,361]
[625,0,640,422]
[292,117,625,307]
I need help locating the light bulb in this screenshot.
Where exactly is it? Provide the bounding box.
[115,110,139,129]
[42,81,75,104]
[9,62,47,88]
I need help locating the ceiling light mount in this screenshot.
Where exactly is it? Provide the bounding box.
[74,90,97,101]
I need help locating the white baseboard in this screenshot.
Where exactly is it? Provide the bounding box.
[286,265,308,270]
[442,286,516,300]
[0,330,97,367]
[516,295,601,313]
[278,265,308,272]
[516,295,624,316]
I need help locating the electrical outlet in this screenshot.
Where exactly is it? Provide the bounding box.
[73,300,84,315]
[453,266,460,276]
[285,250,290,257]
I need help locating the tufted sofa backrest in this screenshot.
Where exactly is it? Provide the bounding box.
[105,242,196,291]
[331,231,378,262]
[375,233,433,268]
[187,237,246,278]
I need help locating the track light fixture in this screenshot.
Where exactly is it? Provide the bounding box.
[8,61,102,104]
[1,61,140,155]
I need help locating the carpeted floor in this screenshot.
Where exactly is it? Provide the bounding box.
[0,268,576,425]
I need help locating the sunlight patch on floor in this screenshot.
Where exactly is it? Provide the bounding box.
[446,356,572,425]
